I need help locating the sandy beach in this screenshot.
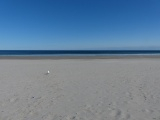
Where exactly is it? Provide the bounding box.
[0,58,160,120]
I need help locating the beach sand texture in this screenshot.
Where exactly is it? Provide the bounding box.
[0,59,160,120]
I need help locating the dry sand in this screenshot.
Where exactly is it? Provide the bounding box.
[0,58,160,120]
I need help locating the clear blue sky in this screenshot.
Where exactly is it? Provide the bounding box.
[0,0,160,50]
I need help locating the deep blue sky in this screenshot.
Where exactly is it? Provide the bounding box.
[0,0,160,50]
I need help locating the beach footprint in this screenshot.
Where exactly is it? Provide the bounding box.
[42,114,54,120]
[110,109,122,118]
[121,113,131,120]
[8,94,19,104]
[9,97,19,103]
[109,109,131,120]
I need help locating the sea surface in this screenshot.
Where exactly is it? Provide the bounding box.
[0,50,160,56]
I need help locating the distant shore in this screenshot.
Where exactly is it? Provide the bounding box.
[0,55,160,59]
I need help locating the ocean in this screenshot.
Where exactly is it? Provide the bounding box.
[0,50,160,56]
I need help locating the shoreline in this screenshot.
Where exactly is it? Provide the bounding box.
[0,55,160,59]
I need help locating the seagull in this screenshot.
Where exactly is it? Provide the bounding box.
[47,70,50,74]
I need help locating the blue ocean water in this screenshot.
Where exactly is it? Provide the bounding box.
[0,50,160,56]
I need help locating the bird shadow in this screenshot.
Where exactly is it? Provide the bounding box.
[44,73,49,75]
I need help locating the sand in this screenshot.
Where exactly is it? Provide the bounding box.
[0,58,160,120]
